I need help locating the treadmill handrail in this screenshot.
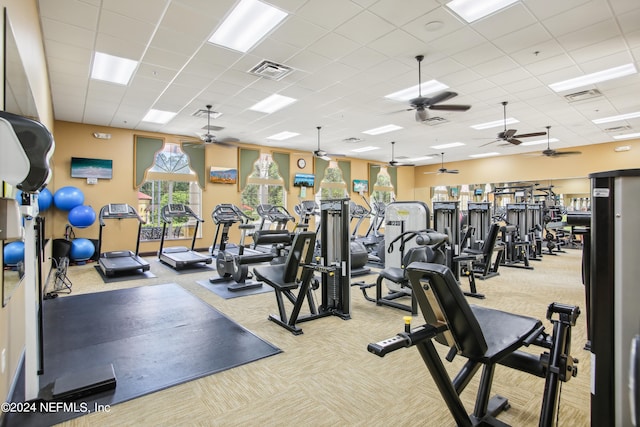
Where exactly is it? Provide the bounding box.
[160,203,205,223]
[98,203,145,226]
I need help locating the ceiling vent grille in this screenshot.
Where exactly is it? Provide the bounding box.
[201,124,225,132]
[422,116,449,126]
[563,89,602,102]
[249,60,293,80]
[342,137,364,143]
[192,108,222,119]
[604,125,632,133]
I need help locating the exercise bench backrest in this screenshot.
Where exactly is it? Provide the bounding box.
[283,231,317,283]
[407,262,488,358]
[483,223,501,257]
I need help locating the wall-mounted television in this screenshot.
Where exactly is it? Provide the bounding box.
[474,188,483,196]
[353,179,368,193]
[70,157,113,179]
[293,173,315,187]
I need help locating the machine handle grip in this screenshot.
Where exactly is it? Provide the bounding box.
[368,334,411,357]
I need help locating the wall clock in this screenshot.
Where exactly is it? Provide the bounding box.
[297,158,306,169]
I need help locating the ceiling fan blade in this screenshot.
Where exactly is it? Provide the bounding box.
[327,153,346,157]
[502,129,517,139]
[509,138,523,145]
[428,104,471,111]
[426,91,458,105]
[552,150,582,156]
[446,169,459,174]
[480,139,499,147]
[513,131,547,138]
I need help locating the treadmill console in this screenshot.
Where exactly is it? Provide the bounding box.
[168,204,186,214]
[108,203,129,215]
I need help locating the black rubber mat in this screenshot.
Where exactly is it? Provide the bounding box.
[93,265,156,282]
[196,279,274,299]
[5,283,281,427]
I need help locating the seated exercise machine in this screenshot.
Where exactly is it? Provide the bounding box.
[97,203,150,277]
[369,262,580,427]
[254,199,351,335]
[454,222,504,288]
[209,204,286,291]
[157,203,211,270]
[360,229,448,314]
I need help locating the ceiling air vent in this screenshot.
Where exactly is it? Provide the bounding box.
[422,116,449,126]
[249,60,293,81]
[201,124,225,132]
[563,89,602,102]
[604,125,632,133]
[343,137,364,143]
[192,108,222,119]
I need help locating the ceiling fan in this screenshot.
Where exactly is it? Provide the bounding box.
[401,55,471,122]
[482,101,546,146]
[380,141,414,167]
[424,152,459,174]
[540,126,582,157]
[198,104,238,147]
[313,126,345,160]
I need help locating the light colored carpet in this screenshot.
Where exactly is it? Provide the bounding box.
[55,248,590,427]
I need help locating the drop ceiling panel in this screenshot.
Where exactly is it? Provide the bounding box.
[368,0,440,26]
[492,23,553,54]
[103,0,170,25]
[270,16,328,49]
[40,19,95,49]
[541,2,613,38]
[296,0,363,31]
[38,0,99,30]
[428,27,485,56]
[94,33,147,60]
[307,32,361,60]
[471,3,537,40]
[333,11,396,46]
[97,10,156,43]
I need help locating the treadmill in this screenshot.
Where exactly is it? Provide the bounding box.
[97,203,150,277]
[158,203,212,269]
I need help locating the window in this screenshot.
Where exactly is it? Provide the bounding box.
[316,160,348,201]
[138,143,202,241]
[372,167,395,204]
[240,153,286,220]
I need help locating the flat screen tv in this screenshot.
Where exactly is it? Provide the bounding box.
[70,157,113,179]
[474,188,483,196]
[353,179,368,193]
[293,173,315,187]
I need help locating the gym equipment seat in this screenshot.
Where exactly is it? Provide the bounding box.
[369,262,579,426]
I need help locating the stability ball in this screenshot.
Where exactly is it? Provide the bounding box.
[38,188,54,211]
[68,205,96,228]
[70,238,95,263]
[54,186,84,211]
[4,241,25,266]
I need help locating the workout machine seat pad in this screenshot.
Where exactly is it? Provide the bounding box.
[378,267,406,283]
[468,305,541,362]
[253,264,298,291]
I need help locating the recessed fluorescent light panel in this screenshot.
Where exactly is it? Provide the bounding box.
[431,142,465,149]
[208,0,288,53]
[362,124,403,135]
[351,146,381,153]
[520,137,559,146]
[592,111,640,124]
[91,52,138,85]
[267,131,299,141]
[249,94,297,114]
[142,109,177,124]
[549,63,637,92]
[446,0,518,23]
[471,118,518,130]
[385,80,449,102]
[407,155,436,162]
[613,132,640,140]
[469,152,500,158]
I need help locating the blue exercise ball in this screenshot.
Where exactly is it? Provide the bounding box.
[4,241,25,266]
[38,188,54,211]
[70,238,95,262]
[54,186,84,211]
[68,205,96,228]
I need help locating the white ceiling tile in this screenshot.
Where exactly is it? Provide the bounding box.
[492,23,553,54]
[270,16,328,49]
[617,7,640,34]
[451,42,505,68]
[286,50,332,73]
[97,9,156,44]
[427,27,485,56]
[40,19,95,49]
[142,47,190,71]
[541,1,613,37]
[334,11,396,45]
[151,27,203,57]
[250,38,301,64]
[522,0,590,21]
[524,53,575,76]
[94,33,147,60]
[556,19,621,52]
[296,0,363,30]
[307,32,361,60]
[102,0,170,25]
[337,46,388,71]
[474,56,520,78]
[368,0,440,26]
[569,37,630,64]
[510,39,566,66]
[472,3,537,39]
[38,0,99,30]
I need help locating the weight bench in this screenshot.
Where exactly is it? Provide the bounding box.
[454,222,504,284]
[368,262,579,426]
